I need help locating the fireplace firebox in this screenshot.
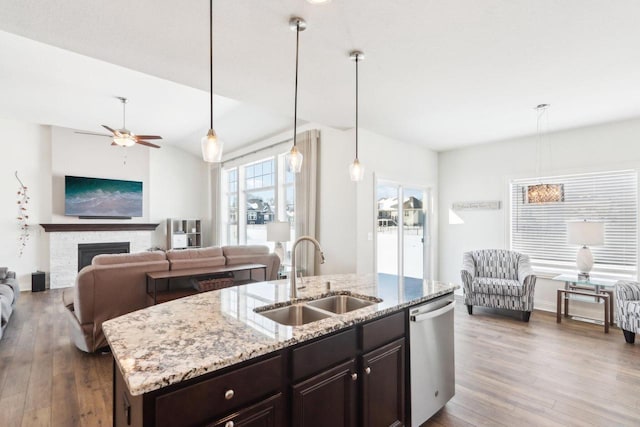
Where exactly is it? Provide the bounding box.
[77,242,130,271]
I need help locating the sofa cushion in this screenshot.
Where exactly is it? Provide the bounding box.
[0,267,7,280]
[92,250,166,266]
[222,245,269,257]
[472,277,523,297]
[166,247,226,270]
[471,249,520,280]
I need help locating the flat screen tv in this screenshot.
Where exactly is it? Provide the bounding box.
[65,175,143,218]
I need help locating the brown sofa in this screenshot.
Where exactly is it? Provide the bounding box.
[63,251,169,352]
[63,246,280,352]
[222,245,280,283]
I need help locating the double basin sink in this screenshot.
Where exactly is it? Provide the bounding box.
[254,292,382,326]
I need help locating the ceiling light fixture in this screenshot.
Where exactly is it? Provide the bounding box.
[112,97,136,147]
[349,50,365,182]
[306,0,332,4]
[526,104,564,203]
[286,17,306,174]
[201,0,223,163]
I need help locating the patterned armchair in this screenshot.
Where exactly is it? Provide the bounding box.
[615,281,640,344]
[461,249,537,322]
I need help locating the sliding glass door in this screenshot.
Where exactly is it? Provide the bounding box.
[376,180,430,301]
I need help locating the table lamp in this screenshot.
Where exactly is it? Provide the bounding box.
[567,220,604,280]
[267,221,290,263]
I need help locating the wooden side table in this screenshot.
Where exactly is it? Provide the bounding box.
[556,288,610,333]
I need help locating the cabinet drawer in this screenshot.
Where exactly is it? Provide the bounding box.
[361,310,405,352]
[155,354,283,427]
[206,393,284,427]
[292,329,357,381]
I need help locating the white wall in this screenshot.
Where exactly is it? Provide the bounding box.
[149,145,210,248]
[1,118,210,290]
[0,118,51,290]
[50,127,151,222]
[355,129,439,278]
[439,117,640,316]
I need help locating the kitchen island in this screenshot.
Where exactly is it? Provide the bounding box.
[103,273,458,427]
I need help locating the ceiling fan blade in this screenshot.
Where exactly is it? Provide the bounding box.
[75,131,112,137]
[102,125,117,134]
[135,135,163,140]
[136,140,161,149]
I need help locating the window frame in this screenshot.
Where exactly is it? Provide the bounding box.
[221,150,295,249]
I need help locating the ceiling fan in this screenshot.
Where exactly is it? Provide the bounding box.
[76,97,162,148]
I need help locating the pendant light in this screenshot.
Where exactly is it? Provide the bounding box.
[201,0,223,163]
[286,17,306,173]
[526,104,564,203]
[349,50,365,181]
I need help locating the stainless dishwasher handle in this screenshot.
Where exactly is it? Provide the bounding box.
[410,301,455,322]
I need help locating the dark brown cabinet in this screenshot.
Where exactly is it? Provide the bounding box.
[361,338,406,427]
[292,359,358,427]
[113,307,418,427]
[207,393,284,427]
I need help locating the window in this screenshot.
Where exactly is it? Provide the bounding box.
[222,152,295,250]
[510,169,638,278]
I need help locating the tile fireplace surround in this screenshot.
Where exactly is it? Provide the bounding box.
[41,224,159,289]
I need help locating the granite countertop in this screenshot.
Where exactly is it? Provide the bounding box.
[103,273,458,396]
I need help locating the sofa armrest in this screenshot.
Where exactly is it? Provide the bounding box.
[460,252,475,292]
[615,280,640,302]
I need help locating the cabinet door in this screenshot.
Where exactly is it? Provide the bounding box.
[207,393,284,427]
[292,359,357,427]
[362,338,405,427]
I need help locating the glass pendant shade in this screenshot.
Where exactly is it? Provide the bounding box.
[286,146,303,173]
[349,158,364,181]
[201,129,223,163]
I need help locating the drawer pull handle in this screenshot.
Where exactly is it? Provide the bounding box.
[365,367,371,375]
[224,389,235,400]
[225,421,234,427]
[351,372,358,381]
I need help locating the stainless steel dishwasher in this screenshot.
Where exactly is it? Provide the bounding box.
[409,293,455,426]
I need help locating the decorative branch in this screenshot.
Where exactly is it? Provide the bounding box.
[16,171,30,257]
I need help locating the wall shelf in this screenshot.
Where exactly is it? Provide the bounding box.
[167,219,202,249]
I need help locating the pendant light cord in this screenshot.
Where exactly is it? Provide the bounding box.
[293,22,300,147]
[209,0,213,129]
[122,99,126,129]
[355,55,359,160]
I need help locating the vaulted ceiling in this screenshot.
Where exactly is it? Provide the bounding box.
[1,0,640,156]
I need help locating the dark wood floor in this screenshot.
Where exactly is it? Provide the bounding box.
[1,290,639,426]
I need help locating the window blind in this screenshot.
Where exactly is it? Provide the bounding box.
[510,169,638,277]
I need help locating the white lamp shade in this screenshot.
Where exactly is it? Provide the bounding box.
[567,221,604,246]
[267,221,290,242]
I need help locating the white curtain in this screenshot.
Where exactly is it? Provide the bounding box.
[294,130,320,275]
[210,164,221,246]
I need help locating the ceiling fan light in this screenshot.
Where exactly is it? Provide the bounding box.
[114,135,135,147]
[286,146,303,173]
[201,128,223,163]
[349,158,364,181]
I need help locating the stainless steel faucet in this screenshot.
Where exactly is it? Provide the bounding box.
[290,236,325,299]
